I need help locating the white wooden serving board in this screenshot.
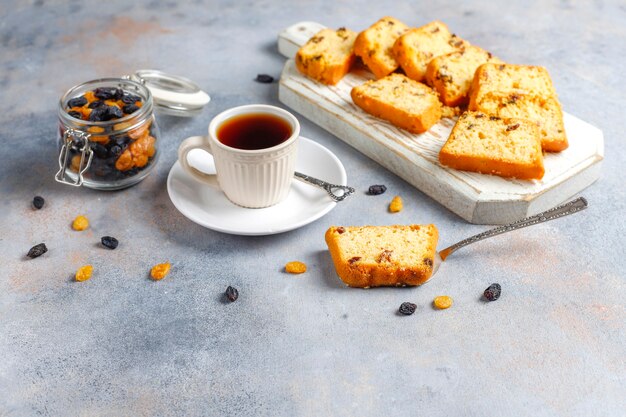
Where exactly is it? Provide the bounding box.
[277,22,604,224]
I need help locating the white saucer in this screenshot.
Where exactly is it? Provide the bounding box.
[167,137,348,235]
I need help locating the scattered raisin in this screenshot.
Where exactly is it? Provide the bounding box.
[399,302,417,315]
[67,96,87,108]
[255,74,274,83]
[27,243,47,259]
[101,236,119,250]
[389,195,403,213]
[75,265,93,282]
[88,100,105,109]
[225,286,239,302]
[336,227,345,234]
[506,123,520,132]
[150,262,171,280]
[32,196,45,209]
[483,283,501,301]
[367,184,387,195]
[72,215,89,231]
[433,295,453,309]
[285,261,307,274]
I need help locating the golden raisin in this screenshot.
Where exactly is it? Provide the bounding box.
[75,265,93,282]
[150,262,171,280]
[433,295,453,309]
[285,261,307,274]
[389,195,403,213]
[72,215,89,231]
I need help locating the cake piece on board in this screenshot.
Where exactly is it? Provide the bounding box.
[351,73,442,133]
[295,27,358,85]
[469,63,567,151]
[469,63,557,106]
[439,111,545,180]
[325,224,439,288]
[392,20,468,82]
[425,45,502,107]
[353,16,411,79]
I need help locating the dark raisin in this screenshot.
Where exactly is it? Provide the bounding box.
[68,110,82,119]
[92,143,108,159]
[483,283,501,301]
[101,236,119,250]
[27,243,47,259]
[367,184,387,195]
[32,196,45,209]
[489,116,501,121]
[423,257,433,268]
[377,250,393,263]
[89,106,109,122]
[399,302,417,315]
[121,93,141,104]
[487,52,493,59]
[336,227,345,234]
[67,96,87,108]
[475,113,485,118]
[94,87,116,100]
[122,104,140,114]
[109,145,122,157]
[111,135,130,146]
[255,74,274,83]
[88,100,105,109]
[467,123,475,130]
[107,105,123,119]
[498,64,505,71]
[225,286,239,302]
[506,123,520,132]
[348,256,361,264]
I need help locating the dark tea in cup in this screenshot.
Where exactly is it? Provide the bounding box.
[217,113,292,150]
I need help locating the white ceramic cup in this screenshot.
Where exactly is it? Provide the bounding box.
[178,104,300,208]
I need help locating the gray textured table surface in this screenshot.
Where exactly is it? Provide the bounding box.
[1,1,624,416]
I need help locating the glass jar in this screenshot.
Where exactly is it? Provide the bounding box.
[56,78,160,190]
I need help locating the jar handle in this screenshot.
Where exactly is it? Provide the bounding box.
[55,129,93,187]
[177,135,219,188]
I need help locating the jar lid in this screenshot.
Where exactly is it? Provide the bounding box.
[128,69,210,117]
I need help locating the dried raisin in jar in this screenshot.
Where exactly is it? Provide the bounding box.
[55,71,209,190]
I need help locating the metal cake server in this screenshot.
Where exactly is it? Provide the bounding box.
[431,197,588,276]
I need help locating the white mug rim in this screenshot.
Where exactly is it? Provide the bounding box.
[208,104,300,154]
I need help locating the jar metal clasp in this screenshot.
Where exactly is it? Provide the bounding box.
[55,128,93,187]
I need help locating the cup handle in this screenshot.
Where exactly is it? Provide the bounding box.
[178,135,220,188]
